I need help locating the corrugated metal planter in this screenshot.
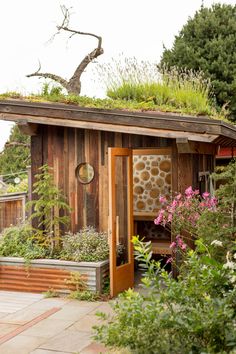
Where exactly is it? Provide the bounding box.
[0,257,109,294]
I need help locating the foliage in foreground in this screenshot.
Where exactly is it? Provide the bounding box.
[94,161,236,353]
[160,3,236,119]
[95,239,236,354]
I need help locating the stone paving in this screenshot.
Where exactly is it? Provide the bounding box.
[0,291,113,354]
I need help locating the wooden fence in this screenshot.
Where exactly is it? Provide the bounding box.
[0,192,27,233]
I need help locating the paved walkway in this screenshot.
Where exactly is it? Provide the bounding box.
[0,291,113,354]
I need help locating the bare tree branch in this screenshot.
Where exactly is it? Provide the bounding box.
[27,5,103,95]
[26,71,69,90]
[57,26,102,49]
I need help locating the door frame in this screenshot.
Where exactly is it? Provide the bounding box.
[108,147,134,297]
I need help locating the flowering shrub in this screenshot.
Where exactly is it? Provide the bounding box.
[154,186,217,241]
[154,186,219,265]
[60,226,109,262]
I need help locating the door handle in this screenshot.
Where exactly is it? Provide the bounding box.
[116,215,119,245]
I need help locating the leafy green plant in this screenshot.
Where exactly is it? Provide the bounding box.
[0,223,47,260]
[68,290,100,302]
[27,164,71,255]
[60,226,109,262]
[65,271,87,292]
[65,271,102,301]
[43,288,59,298]
[94,237,236,354]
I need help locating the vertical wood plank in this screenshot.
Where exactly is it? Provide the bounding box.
[178,154,193,193]
[86,130,99,229]
[76,129,85,230]
[171,141,178,196]
[31,126,43,229]
[68,127,76,232]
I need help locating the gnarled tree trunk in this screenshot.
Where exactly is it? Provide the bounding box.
[27,6,103,95]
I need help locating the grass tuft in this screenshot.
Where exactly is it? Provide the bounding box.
[98,58,218,117]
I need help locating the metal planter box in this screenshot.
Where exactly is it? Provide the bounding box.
[0,257,109,294]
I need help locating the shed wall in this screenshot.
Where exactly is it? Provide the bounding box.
[31,125,215,234]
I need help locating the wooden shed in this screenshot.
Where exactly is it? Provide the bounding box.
[0,99,236,296]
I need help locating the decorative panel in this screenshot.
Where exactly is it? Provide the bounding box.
[133,150,171,213]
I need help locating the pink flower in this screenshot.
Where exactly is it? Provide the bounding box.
[185,186,194,197]
[166,257,173,264]
[177,237,184,247]
[180,243,187,251]
[202,191,210,199]
[209,197,217,207]
[171,199,178,208]
[159,196,167,203]
[176,193,182,200]
[170,241,176,249]
[154,209,165,225]
[168,213,173,222]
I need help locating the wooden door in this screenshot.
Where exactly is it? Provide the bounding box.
[108,147,134,297]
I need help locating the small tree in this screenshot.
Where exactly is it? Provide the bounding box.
[28,165,71,255]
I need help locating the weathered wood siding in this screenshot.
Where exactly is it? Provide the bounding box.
[31,126,171,233]
[172,142,215,193]
[31,126,215,234]
[0,194,26,232]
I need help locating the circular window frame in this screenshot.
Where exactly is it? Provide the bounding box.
[75,163,95,184]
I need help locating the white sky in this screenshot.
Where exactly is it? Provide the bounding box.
[0,0,235,150]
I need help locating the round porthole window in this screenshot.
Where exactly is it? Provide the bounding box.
[76,163,95,184]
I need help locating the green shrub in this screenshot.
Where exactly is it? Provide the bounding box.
[94,237,236,354]
[0,223,47,260]
[60,226,109,262]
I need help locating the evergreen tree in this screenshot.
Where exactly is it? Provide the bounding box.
[160,4,236,119]
[0,125,30,181]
